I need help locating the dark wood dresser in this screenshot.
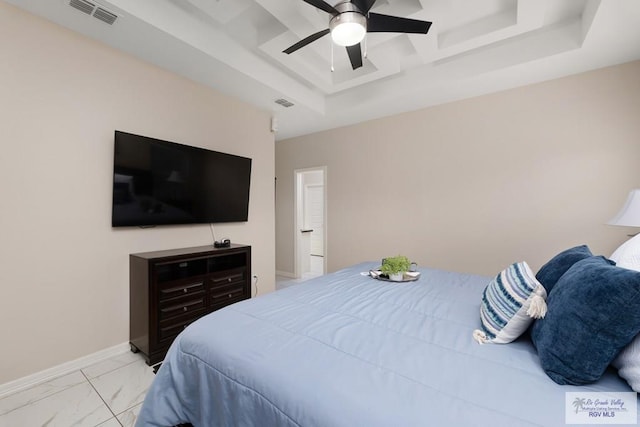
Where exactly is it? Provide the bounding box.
[129,244,251,365]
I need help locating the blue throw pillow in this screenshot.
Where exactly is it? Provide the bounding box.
[535,245,592,293]
[474,262,547,344]
[531,256,640,385]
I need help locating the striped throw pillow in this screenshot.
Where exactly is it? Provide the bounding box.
[473,262,547,344]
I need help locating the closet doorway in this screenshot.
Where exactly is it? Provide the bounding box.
[294,167,326,280]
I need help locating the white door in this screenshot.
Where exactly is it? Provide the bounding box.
[305,184,324,257]
[295,167,326,279]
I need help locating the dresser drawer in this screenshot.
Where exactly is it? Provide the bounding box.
[210,283,246,306]
[210,269,245,289]
[158,281,205,301]
[158,310,206,342]
[159,294,206,322]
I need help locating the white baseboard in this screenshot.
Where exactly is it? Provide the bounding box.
[276,270,295,278]
[0,342,130,399]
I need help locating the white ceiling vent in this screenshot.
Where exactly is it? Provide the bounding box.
[68,0,118,25]
[93,7,117,25]
[275,98,294,108]
[69,0,93,15]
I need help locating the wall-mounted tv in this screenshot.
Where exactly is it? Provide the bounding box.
[112,131,251,227]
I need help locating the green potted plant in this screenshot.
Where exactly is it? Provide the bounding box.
[380,255,412,281]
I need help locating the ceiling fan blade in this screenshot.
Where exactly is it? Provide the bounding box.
[302,0,338,15]
[283,28,331,54]
[351,0,377,14]
[346,43,363,70]
[367,12,432,34]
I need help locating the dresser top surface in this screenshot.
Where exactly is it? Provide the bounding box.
[131,244,250,260]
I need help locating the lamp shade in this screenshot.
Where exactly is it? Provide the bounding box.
[608,189,640,227]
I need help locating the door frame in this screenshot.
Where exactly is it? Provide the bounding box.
[294,166,327,279]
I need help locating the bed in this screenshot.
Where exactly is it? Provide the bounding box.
[136,262,637,426]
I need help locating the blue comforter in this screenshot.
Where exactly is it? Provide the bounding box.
[136,263,634,426]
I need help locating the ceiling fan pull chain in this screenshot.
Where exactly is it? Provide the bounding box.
[364,34,367,59]
[331,41,335,72]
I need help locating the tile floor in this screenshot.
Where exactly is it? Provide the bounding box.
[277,256,324,290]
[0,262,325,427]
[276,271,321,289]
[0,351,154,427]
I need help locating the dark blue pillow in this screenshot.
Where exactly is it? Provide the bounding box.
[531,256,640,385]
[535,245,592,293]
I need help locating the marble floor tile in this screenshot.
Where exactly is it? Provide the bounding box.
[0,371,87,416]
[117,403,142,427]
[275,276,298,290]
[276,274,323,290]
[82,350,144,380]
[97,417,123,427]
[276,257,324,290]
[0,382,112,427]
[89,359,155,415]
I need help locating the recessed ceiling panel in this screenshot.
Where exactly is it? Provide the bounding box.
[6,0,640,139]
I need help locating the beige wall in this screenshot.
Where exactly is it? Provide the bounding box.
[0,2,275,384]
[276,60,640,277]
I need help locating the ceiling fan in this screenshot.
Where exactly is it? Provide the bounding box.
[283,0,432,70]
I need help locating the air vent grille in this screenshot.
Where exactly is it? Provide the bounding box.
[275,98,294,108]
[68,0,118,25]
[69,0,94,15]
[93,7,117,25]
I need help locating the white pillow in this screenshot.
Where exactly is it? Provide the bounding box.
[611,234,640,391]
[612,333,640,392]
[610,235,640,272]
[473,261,547,344]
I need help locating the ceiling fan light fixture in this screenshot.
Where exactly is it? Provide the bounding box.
[330,12,366,47]
[284,0,432,71]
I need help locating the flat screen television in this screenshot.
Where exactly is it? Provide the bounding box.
[112,131,251,227]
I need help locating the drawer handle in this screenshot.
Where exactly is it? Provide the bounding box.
[183,288,188,294]
[183,324,187,329]
[183,306,188,312]
[228,294,233,298]
[228,278,232,283]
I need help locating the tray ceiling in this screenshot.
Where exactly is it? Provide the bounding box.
[7,0,640,139]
